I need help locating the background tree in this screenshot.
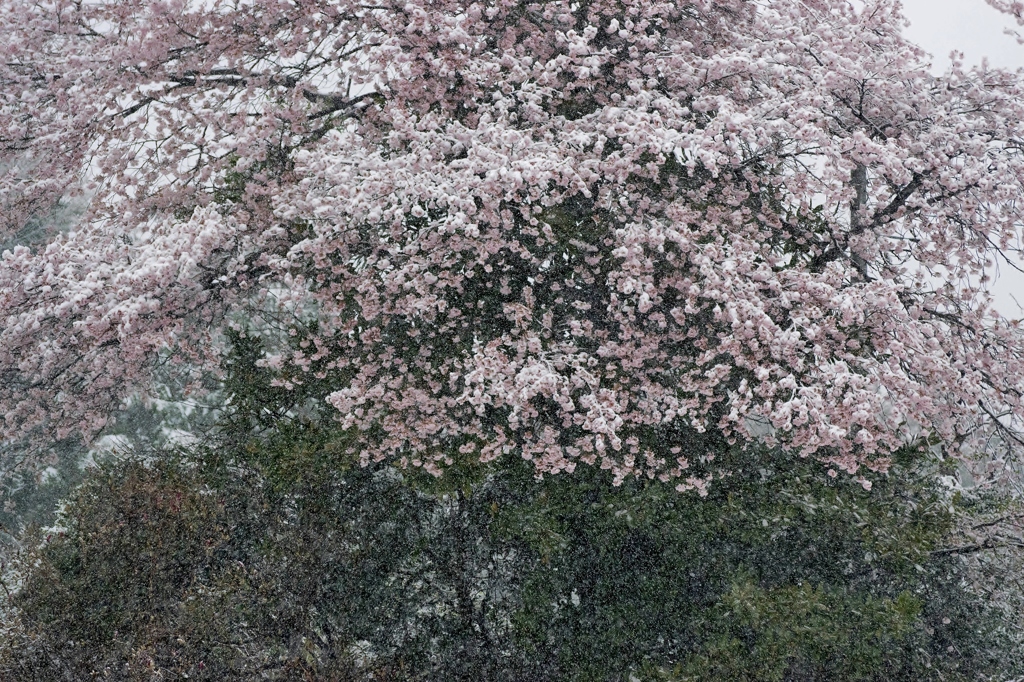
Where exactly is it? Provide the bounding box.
[2,332,1021,681]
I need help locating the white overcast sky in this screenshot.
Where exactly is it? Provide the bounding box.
[899,0,1024,317]
[901,0,1024,71]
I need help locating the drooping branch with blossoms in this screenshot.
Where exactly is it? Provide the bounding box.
[4,0,1024,488]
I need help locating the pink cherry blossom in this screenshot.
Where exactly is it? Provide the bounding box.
[3,0,1024,484]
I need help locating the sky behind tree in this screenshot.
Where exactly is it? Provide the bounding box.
[902,0,1024,72]
[902,0,1024,317]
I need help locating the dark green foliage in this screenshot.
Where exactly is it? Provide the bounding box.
[495,450,1014,681]
[1,332,1021,681]
[2,452,459,680]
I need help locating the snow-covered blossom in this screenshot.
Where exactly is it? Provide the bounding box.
[4,0,1024,482]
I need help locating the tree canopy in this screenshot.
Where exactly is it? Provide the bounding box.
[5,0,1024,480]
[2,337,1021,680]
[6,2,1024,678]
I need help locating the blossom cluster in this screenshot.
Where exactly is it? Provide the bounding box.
[3,0,1024,484]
